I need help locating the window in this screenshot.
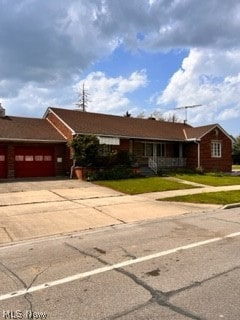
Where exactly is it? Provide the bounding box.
[15,155,24,161]
[145,143,153,156]
[143,143,165,157]
[99,145,112,156]
[35,155,43,161]
[211,141,222,158]
[44,155,52,161]
[157,143,165,157]
[25,155,34,161]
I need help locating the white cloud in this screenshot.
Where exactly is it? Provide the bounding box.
[157,48,240,124]
[73,70,147,114]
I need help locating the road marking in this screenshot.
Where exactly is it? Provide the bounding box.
[0,231,240,301]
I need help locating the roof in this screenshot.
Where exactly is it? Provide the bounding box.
[47,107,193,141]
[184,124,234,142]
[0,115,65,142]
[184,124,218,140]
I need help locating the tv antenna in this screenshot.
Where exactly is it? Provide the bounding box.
[75,83,89,112]
[175,104,202,123]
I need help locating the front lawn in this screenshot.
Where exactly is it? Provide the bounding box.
[95,177,197,195]
[174,173,240,186]
[232,164,240,170]
[158,190,240,205]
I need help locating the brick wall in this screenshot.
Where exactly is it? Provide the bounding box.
[200,128,232,172]
[184,143,198,170]
[184,128,232,172]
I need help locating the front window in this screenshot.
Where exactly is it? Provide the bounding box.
[157,143,165,157]
[143,143,165,157]
[211,141,222,158]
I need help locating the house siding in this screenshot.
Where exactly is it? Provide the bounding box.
[200,128,232,172]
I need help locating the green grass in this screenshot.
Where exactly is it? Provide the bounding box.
[174,173,240,186]
[232,164,240,170]
[95,177,197,195]
[158,190,240,205]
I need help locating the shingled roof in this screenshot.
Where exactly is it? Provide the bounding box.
[47,107,193,141]
[0,115,65,142]
[184,124,218,140]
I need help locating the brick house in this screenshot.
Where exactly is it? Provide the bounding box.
[45,107,233,174]
[0,105,233,179]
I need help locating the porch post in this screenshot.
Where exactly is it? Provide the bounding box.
[179,143,183,158]
[129,139,133,154]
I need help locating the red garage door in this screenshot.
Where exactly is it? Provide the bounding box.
[14,146,55,178]
[0,147,7,178]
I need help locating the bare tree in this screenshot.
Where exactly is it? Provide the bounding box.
[75,83,89,112]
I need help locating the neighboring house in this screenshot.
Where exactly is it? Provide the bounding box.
[0,105,233,179]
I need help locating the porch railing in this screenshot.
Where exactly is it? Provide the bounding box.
[148,157,186,173]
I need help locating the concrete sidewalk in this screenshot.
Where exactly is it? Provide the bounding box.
[0,178,239,245]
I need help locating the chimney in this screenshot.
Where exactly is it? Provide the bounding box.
[0,103,6,117]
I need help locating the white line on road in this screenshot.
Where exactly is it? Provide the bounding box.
[0,231,240,301]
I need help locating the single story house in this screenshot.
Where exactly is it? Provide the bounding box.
[0,105,233,179]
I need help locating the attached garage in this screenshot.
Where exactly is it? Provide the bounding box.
[14,146,55,178]
[0,146,7,178]
[0,110,67,179]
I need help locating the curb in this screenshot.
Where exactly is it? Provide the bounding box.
[222,203,240,210]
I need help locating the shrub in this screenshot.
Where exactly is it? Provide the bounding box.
[92,167,138,181]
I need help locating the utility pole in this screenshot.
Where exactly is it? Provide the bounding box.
[75,83,89,112]
[175,104,202,123]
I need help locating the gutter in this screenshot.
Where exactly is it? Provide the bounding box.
[0,138,66,143]
[73,132,186,142]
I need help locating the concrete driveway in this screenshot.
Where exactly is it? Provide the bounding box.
[0,178,220,245]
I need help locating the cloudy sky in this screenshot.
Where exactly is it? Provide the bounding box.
[0,0,240,136]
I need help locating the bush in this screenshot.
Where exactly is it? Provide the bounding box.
[92,166,138,181]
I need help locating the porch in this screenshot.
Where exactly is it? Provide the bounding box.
[148,156,187,174]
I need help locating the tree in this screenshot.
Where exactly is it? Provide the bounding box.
[69,135,100,167]
[75,83,89,112]
[233,135,240,164]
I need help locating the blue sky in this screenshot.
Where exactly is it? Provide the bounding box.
[0,0,240,136]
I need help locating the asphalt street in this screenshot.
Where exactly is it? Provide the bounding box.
[0,207,240,320]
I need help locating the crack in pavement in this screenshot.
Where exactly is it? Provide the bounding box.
[64,242,204,320]
[0,199,66,208]
[0,261,48,310]
[102,300,152,320]
[210,217,240,226]
[166,265,240,298]
[0,227,13,241]
[92,206,126,224]
[119,246,137,260]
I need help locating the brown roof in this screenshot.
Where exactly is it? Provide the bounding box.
[0,115,65,142]
[184,124,217,140]
[48,107,193,141]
